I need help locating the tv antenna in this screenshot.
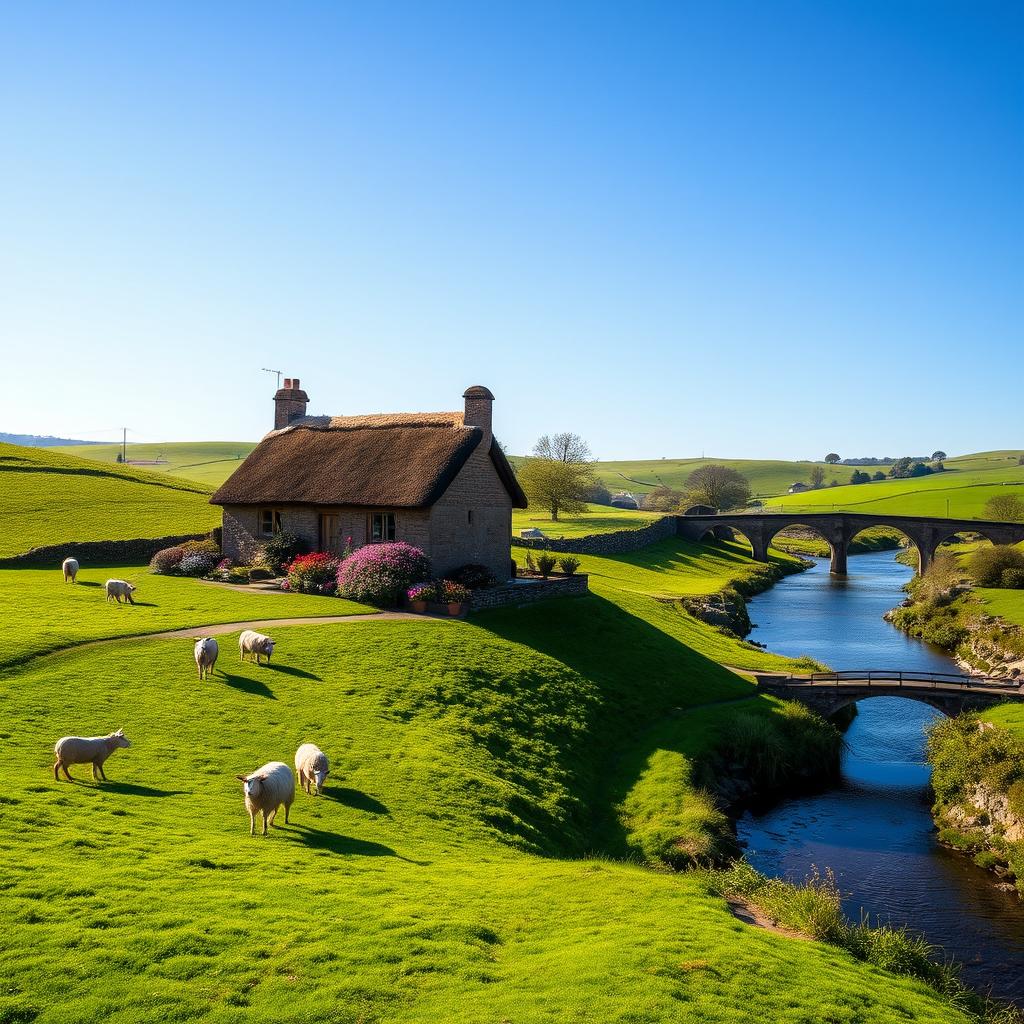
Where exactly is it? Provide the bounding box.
[261,367,284,388]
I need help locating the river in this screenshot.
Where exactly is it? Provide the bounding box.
[738,550,1024,1002]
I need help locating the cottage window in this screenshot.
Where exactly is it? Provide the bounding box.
[369,512,396,543]
[259,509,282,537]
[467,510,474,525]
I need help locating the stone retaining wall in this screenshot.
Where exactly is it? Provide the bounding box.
[0,532,211,568]
[511,516,677,555]
[469,573,589,612]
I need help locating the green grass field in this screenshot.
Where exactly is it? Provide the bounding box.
[0,523,980,1022]
[513,502,660,537]
[0,442,221,557]
[52,441,258,486]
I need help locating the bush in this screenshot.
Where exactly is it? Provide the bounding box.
[1002,568,1024,590]
[967,545,1024,587]
[180,538,220,557]
[248,566,275,581]
[336,542,430,607]
[407,581,438,603]
[440,580,471,604]
[448,563,497,590]
[262,531,308,573]
[286,552,340,595]
[149,545,185,575]
[536,553,558,578]
[177,552,219,577]
[558,556,580,575]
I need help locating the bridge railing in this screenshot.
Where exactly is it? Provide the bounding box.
[776,669,1021,692]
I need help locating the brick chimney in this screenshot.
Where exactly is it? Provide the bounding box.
[462,385,494,444]
[274,377,309,430]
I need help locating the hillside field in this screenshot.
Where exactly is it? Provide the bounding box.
[0,442,220,558]
[0,529,979,1023]
[52,441,257,486]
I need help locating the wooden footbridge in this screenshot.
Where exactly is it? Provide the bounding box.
[753,669,1024,716]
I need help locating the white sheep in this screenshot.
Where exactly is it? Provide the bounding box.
[236,761,294,835]
[194,637,219,679]
[239,629,275,664]
[105,579,136,604]
[53,729,131,781]
[62,557,80,584]
[295,743,330,795]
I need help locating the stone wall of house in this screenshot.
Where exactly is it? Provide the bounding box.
[430,442,514,581]
[511,515,678,555]
[468,573,589,612]
[0,532,210,568]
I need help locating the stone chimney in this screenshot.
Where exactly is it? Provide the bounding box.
[274,377,309,430]
[462,385,494,444]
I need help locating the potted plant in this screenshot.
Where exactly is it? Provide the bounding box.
[441,580,471,615]
[406,582,435,613]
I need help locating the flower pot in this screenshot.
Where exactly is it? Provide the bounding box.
[410,599,427,613]
[447,602,463,616]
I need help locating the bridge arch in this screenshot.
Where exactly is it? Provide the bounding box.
[848,525,920,571]
[761,520,847,575]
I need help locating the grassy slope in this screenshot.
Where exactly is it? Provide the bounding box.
[513,502,660,537]
[0,537,969,1023]
[0,442,221,556]
[52,441,258,486]
[977,588,1024,629]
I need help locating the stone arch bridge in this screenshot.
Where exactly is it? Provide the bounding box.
[677,511,1024,575]
[753,670,1024,717]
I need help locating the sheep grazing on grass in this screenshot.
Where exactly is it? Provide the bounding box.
[239,629,275,664]
[295,743,330,796]
[53,729,131,781]
[62,557,79,584]
[236,762,294,835]
[194,637,219,679]
[105,579,136,604]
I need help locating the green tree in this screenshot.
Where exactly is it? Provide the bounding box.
[849,470,871,485]
[872,470,886,481]
[517,433,598,521]
[932,450,947,461]
[984,493,1024,523]
[643,485,684,511]
[824,453,840,464]
[809,466,826,489]
[684,464,751,510]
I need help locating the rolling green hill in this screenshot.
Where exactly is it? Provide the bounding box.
[52,440,257,486]
[0,442,219,557]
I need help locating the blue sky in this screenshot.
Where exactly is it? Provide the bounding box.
[1,1,1020,459]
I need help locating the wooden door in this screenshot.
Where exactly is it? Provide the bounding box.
[319,514,341,554]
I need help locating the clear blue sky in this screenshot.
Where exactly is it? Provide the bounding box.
[1,1,1020,459]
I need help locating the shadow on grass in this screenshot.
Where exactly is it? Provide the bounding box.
[124,601,158,608]
[219,672,276,699]
[327,787,390,815]
[266,663,322,681]
[83,780,187,798]
[281,823,426,863]
[77,581,102,588]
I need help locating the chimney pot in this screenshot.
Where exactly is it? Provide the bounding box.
[274,376,309,430]
[283,378,292,390]
[292,378,300,389]
[462,385,494,440]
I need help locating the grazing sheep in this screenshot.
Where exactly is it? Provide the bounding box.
[53,729,131,781]
[239,629,275,664]
[295,743,330,795]
[236,762,294,835]
[105,579,136,604]
[194,637,219,680]
[62,557,80,584]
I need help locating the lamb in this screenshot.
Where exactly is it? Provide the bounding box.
[53,729,131,781]
[194,637,219,679]
[236,761,294,835]
[105,579,136,604]
[295,743,330,796]
[62,557,80,584]
[239,629,275,664]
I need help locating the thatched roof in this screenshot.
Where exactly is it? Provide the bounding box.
[210,412,527,509]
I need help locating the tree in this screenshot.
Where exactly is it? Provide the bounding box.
[684,464,751,510]
[583,481,612,506]
[872,470,886,481]
[643,485,684,511]
[824,453,840,464]
[984,493,1024,523]
[516,433,598,521]
[850,470,871,485]
[932,451,947,461]
[889,457,915,479]
[809,466,826,489]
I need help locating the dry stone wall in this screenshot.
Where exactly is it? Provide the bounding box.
[511,515,677,555]
[0,532,211,568]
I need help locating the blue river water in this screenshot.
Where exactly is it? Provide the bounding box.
[738,550,1024,1002]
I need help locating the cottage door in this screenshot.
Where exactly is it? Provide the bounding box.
[319,514,341,554]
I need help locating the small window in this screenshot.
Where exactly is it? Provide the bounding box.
[259,509,282,537]
[369,512,396,543]
[467,510,474,525]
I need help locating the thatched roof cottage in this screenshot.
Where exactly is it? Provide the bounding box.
[211,382,527,581]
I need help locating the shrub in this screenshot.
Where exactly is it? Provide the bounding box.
[536,553,558,578]
[149,545,185,574]
[287,552,340,595]
[180,538,220,557]
[984,493,1024,523]
[448,563,497,590]
[558,556,580,575]
[525,550,537,574]
[262,531,308,573]
[440,580,471,604]
[336,542,430,607]
[177,552,219,577]
[248,566,275,581]
[1002,568,1024,590]
[967,545,1024,587]
[407,581,438,603]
